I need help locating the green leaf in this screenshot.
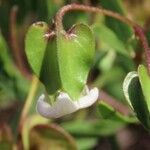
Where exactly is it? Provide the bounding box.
[62,119,125,137]
[22,115,48,150]
[92,24,128,56]
[98,50,116,72]
[22,115,77,150]
[76,138,97,150]
[46,0,63,21]
[0,31,30,104]
[30,124,77,150]
[39,37,61,94]
[123,71,150,129]
[0,31,15,76]
[62,121,99,137]
[98,101,136,123]
[116,54,136,72]
[57,24,95,99]
[25,22,49,77]
[64,12,89,30]
[99,0,132,43]
[95,120,125,136]
[26,23,94,99]
[94,66,126,102]
[25,22,61,94]
[138,65,150,112]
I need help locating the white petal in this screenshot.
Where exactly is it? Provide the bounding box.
[36,94,58,118]
[36,87,99,118]
[36,94,78,118]
[75,87,99,109]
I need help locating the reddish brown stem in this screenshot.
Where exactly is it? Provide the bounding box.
[134,26,150,74]
[10,6,30,77]
[55,4,136,32]
[55,4,150,75]
[100,91,131,116]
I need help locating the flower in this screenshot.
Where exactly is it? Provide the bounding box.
[36,86,99,118]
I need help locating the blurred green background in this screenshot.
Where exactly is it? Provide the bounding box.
[1,0,150,149]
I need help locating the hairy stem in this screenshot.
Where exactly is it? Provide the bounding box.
[55,4,136,32]
[55,4,150,75]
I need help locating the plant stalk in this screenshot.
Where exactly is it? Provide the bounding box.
[55,4,150,75]
[19,76,39,129]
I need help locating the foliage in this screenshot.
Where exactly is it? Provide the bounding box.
[0,0,150,149]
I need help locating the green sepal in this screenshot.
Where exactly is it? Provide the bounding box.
[25,22,95,100]
[25,22,49,77]
[57,24,95,99]
[25,22,61,94]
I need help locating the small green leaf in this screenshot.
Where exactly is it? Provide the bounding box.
[25,22,61,94]
[76,138,97,150]
[26,23,95,99]
[25,22,49,77]
[98,50,116,72]
[46,0,63,21]
[57,24,95,99]
[123,71,150,129]
[0,31,30,104]
[30,124,77,150]
[22,115,48,150]
[95,120,125,135]
[98,101,136,123]
[0,31,15,76]
[39,37,61,94]
[22,115,77,150]
[62,121,100,137]
[99,0,132,43]
[92,24,128,56]
[62,120,125,136]
[138,65,150,112]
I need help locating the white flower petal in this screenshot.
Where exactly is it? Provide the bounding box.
[36,87,99,118]
[75,87,99,109]
[36,94,78,118]
[36,94,58,118]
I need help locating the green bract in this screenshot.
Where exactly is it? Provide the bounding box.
[25,22,95,100]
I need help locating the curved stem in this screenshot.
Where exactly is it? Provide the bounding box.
[55,4,150,75]
[55,4,136,32]
[19,76,39,130]
[134,26,150,74]
[10,6,30,77]
[100,91,131,116]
